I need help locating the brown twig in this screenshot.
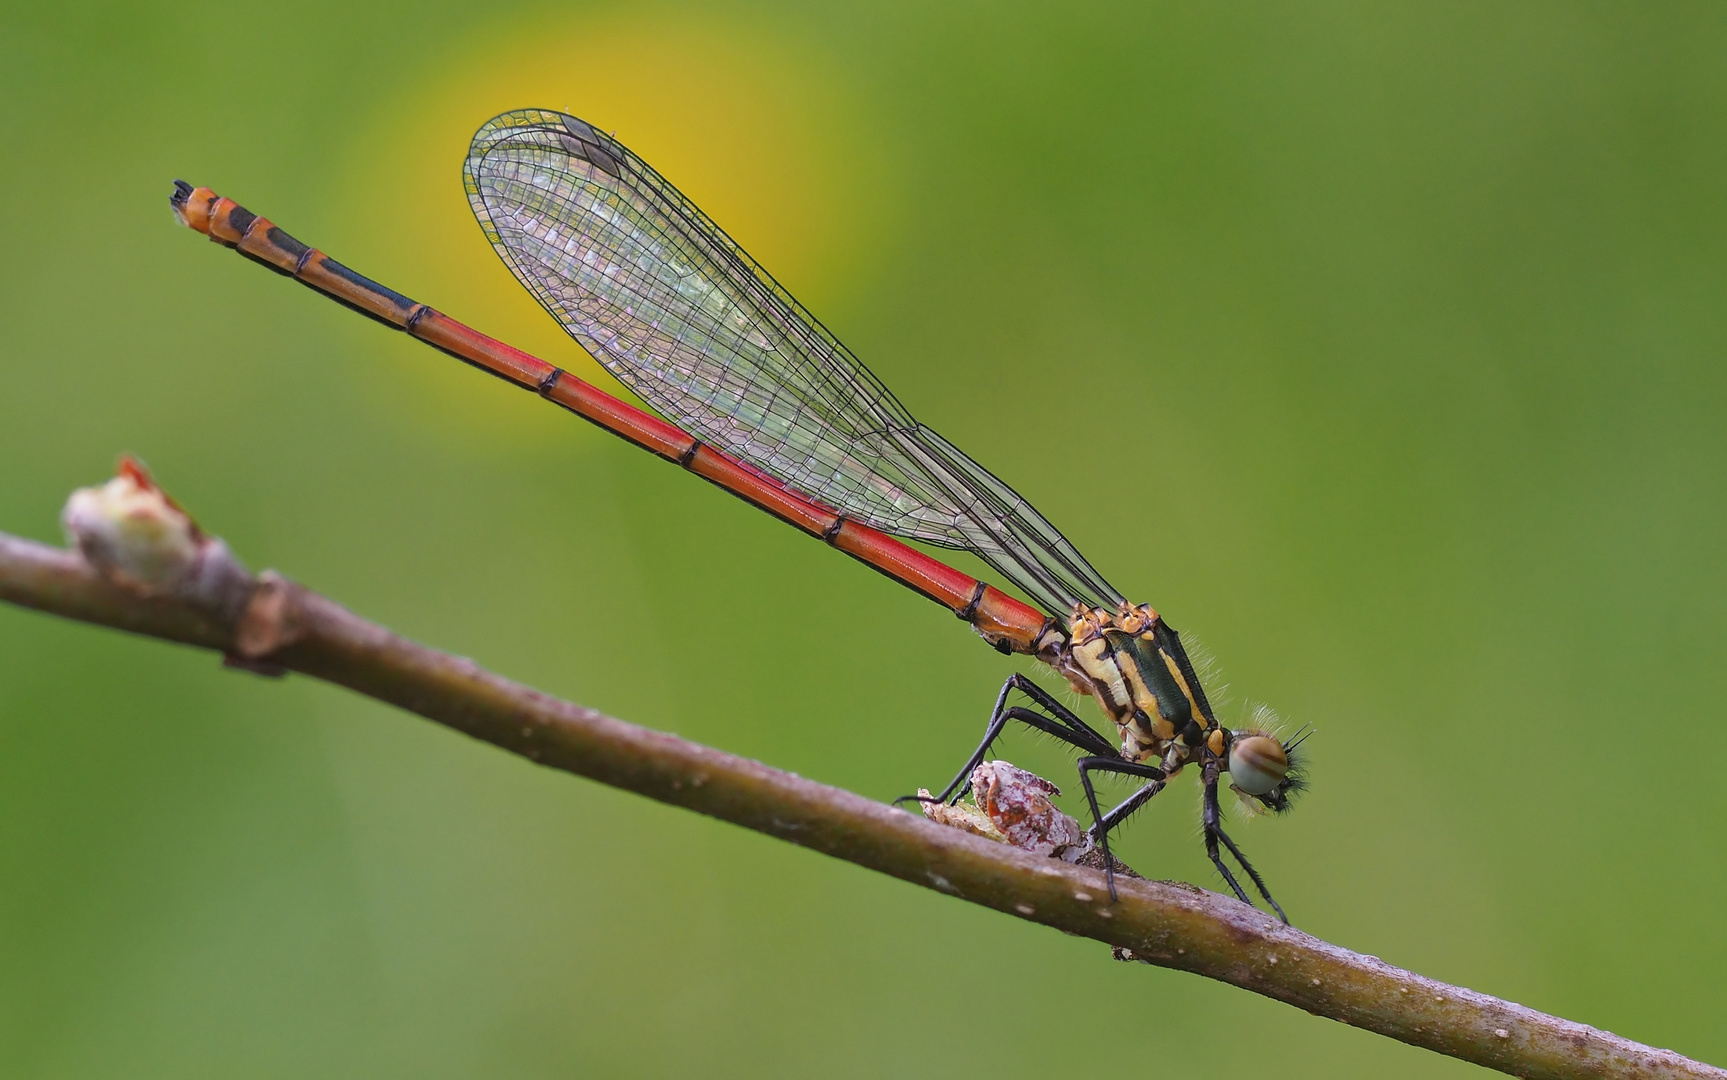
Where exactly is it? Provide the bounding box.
[0,472,1718,1080]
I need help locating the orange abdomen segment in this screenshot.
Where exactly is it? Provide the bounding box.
[172,182,1055,656]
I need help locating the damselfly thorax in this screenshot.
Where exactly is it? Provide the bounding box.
[1063,602,1210,763]
[1040,602,1293,783]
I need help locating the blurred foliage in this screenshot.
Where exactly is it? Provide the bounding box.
[2,2,1724,1076]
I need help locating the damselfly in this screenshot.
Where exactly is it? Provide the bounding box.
[172,109,1309,917]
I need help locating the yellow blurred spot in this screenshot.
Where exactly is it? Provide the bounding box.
[326,14,893,453]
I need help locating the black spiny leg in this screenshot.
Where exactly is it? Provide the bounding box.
[1200,764,1255,909]
[896,673,1115,808]
[1201,761,1289,923]
[1093,774,1168,837]
[1076,757,1168,901]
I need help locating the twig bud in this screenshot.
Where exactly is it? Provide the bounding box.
[62,458,204,593]
[60,458,253,615]
[971,761,1093,861]
[921,761,1094,861]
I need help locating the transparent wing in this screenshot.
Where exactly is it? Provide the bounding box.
[463,109,1123,616]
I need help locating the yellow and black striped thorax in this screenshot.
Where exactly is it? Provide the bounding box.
[1066,603,1220,762]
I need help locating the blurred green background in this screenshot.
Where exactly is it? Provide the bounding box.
[2,2,1723,1076]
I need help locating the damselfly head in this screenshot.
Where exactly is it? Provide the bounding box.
[1228,735,1288,795]
[1226,712,1311,815]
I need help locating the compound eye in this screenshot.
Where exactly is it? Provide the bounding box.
[1228,735,1289,796]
